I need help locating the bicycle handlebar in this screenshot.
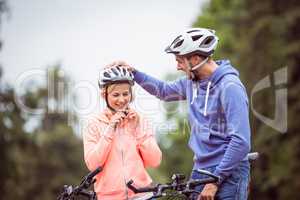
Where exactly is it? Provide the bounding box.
[57,166,102,200]
[79,166,102,189]
[127,152,259,199]
[127,180,158,193]
[85,166,102,180]
[58,152,258,200]
[127,170,219,199]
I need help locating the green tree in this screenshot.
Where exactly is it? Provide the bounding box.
[0,2,87,199]
[0,73,28,197]
[151,73,193,184]
[0,66,88,200]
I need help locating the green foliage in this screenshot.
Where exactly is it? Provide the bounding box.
[0,67,88,200]
[150,73,193,185]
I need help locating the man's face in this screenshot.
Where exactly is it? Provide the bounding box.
[175,55,189,72]
[175,55,199,79]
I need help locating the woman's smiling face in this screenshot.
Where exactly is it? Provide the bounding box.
[106,83,132,111]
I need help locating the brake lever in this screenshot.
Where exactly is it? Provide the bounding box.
[180,188,200,195]
[195,169,219,181]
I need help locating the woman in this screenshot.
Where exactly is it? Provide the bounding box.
[83,64,162,200]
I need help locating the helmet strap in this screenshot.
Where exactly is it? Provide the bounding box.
[191,57,209,71]
[184,56,209,81]
[184,57,196,80]
[105,87,117,113]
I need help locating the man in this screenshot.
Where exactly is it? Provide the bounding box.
[111,27,251,200]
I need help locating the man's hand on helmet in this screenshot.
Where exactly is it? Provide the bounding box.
[105,60,136,72]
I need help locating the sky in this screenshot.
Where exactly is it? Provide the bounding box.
[0,0,206,134]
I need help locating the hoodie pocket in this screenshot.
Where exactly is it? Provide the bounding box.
[208,112,228,141]
[191,126,211,144]
[209,127,228,140]
[199,132,211,143]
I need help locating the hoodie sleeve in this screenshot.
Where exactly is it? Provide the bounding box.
[134,70,187,101]
[214,82,251,183]
[83,117,115,171]
[136,116,162,168]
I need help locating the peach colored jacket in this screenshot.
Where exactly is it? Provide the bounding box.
[83,108,162,200]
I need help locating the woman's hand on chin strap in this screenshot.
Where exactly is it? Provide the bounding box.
[109,111,127,128]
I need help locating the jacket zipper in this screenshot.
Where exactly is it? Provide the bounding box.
[118,128,129,200]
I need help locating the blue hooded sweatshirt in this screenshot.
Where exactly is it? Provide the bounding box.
[133,60,251,183]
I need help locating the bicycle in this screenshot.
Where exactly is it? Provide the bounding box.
[57,166,102,200]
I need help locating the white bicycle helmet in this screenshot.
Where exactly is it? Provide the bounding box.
[98,65,134,88]
[165,28,219,57]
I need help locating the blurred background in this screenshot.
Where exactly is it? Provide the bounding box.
[0,0,299,199]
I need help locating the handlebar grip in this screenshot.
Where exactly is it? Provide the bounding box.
[247,152,259,161]
[127,180,157,193]
[195,169,219,181]
[189,177,217,188]
[86,166,102,180]
[126,180,137,192]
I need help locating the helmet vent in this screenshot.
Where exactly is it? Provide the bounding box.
[191,35,203,41]
[171,35,182,46]
[104,72,111,78]
[122,68,127,74]
[174,39,184,48]
[187,29,201,34]
[111,68,118,75]
[201,36,214,45]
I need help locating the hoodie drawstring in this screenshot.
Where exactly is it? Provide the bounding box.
[204,81,211,116]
